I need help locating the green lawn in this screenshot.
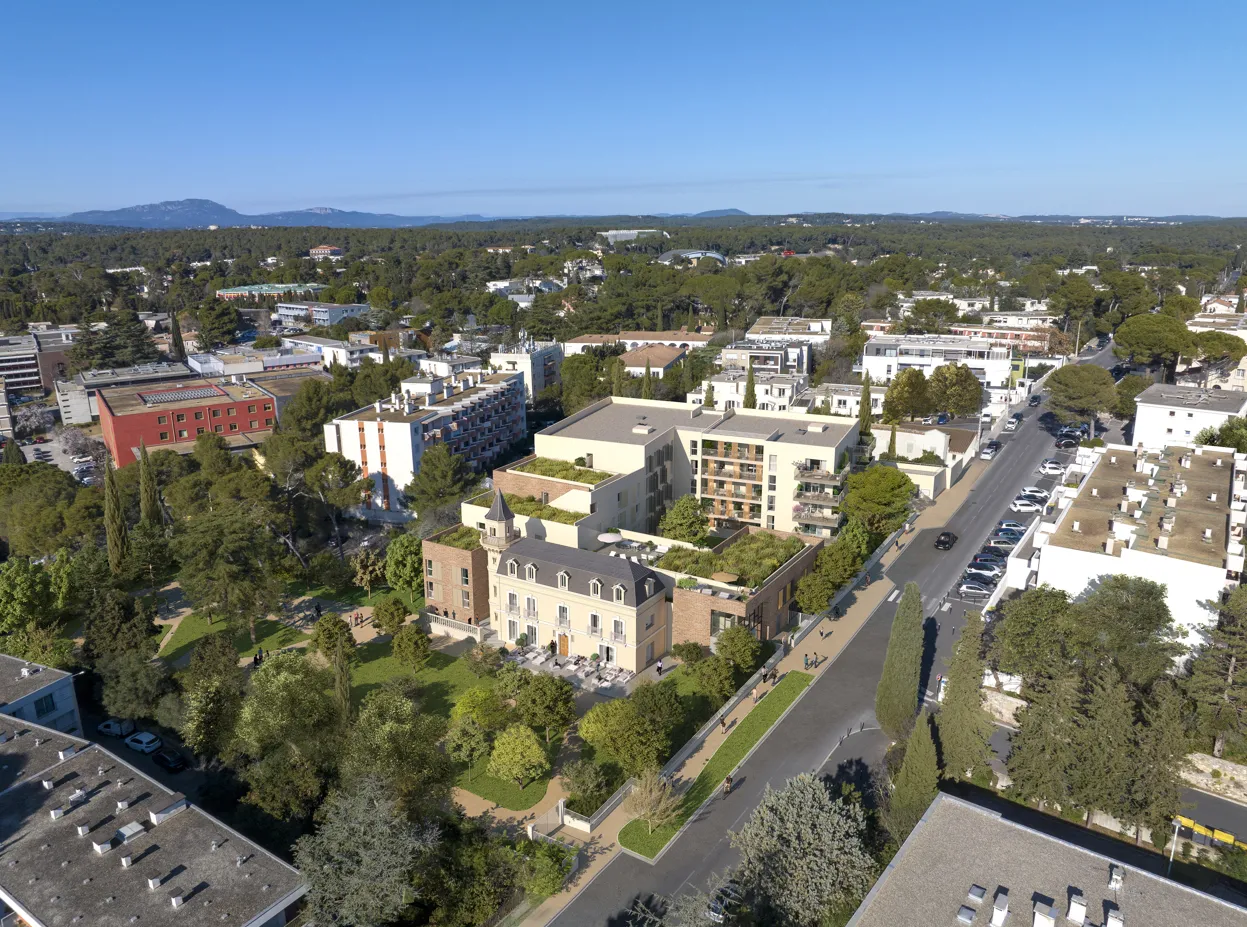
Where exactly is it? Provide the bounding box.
[618,670,813,859]
[285,579,410,609]
[159,613,311,664]
[350,638,482,716]
[454,739,561,811]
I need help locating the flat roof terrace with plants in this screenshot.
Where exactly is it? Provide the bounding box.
[466,490,584,525]
[657,530,808,588]
[430,523,482,550]
[513,455,613,485]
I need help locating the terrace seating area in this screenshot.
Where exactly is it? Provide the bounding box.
[601,538,671,565]
[503,644,637,694]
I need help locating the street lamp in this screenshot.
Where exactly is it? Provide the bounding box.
[1166,818,1181,876]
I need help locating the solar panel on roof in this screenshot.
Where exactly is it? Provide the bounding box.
[140,387,221,404]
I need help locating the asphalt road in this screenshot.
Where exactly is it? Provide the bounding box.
[549,343,1161,927]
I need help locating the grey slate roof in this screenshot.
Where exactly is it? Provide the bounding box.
[0,721,305,927]
[848,793,1247,927]
[496,537,662,607]
[486,488,514,522]
[0,654,70,708]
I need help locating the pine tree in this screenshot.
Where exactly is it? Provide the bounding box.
[817,399,832,415]
[611,358,625,397]
[1007,675,1079,809]
[885,711,940,842]
[138,441,160,527]
[169,313,187,361]
[875,582,924,740]
[743,359,757,409]
[935,611,993,781]
[1187,598,1247,757]
[641,361,654,400]
[704,381,715,408]
[1071,665,1137,827]
[104,459,129,577]
[887,423,897,458]
[405,443,474,512]
[2,439,25,466]
[857,372,873,438]
[1132,682,1187,845]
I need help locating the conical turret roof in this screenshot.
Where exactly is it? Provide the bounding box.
[485,488,513,521]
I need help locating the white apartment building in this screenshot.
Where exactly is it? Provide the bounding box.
[718,339,810,375]
[792,381,888,419]
[280,335,373,369]
[688,370,809,412]
[416,353,485,379]
[276,301,369,328]
[563,330,716,356]
[323,372,526,520]
[746,317,836,345]
[489,341,563,399]
[1182,314,1247,389]
[0,654,82,734]
[1028,444,1243,649]
[620,345,686,376]
[1133,384,1247,451]
[859,333,1013,388]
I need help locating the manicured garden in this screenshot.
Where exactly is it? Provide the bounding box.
[657,532,807,586]
[618,670,813,859]
[515,456,613,485]
[159,612,311,664]
[497,493,583,525]
[432,524,483,550]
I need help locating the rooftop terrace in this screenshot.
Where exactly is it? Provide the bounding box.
[100,379,274,416]
[1050,446,1236,567]
[338,372,520,424]
[513,456,614,485]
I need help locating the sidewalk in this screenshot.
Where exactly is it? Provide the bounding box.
[517,464,991,925]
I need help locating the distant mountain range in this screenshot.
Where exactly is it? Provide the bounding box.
[0,199,752,230]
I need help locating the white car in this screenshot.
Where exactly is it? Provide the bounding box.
[1019,486,1050,501]
[1003,418,1019,432]
[124,731,162,754]
[1011,498,1044,513]
[997,520,1028,532]
[1038,460,1065,476]
[98,718,135,737]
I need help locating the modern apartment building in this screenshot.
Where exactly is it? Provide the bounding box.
[746,316,836,345]
[1028,444,1243,649]
[0,334,43,391]
[0,654,82,734]
[859,333,1012,388]
[687,369,809,412]
[275,301,369,327]
[280,335,374,368]
[489,341,563,398]
[215,283,327,301]
[792,381,887,418]
[323,371,526,519]
[563,329,714,356]
[99,379,280,465]
[1133,384,1247,451]
[718,339,810,375]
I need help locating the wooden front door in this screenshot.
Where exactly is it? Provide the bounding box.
[558,634,569,656]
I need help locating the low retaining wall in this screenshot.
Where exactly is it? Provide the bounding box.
[422,611,484,642]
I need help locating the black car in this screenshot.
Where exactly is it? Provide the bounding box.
[152,748,187,772]
[1028,395,1042,407]
[963,570,999,587]
[1055,437,1079,449]
[975,549,1008,564]
[934,531,957,550]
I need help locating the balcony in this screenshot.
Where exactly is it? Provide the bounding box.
[588,626,603,639]
[525,608,539,620]
[796,507,844,529]
[557,615,571,628]
[505,604,521,617]
[794,489,838,505]
[794,462,849,485]
[611,630,627,644]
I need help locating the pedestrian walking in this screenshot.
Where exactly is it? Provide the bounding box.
[813,652,820,668]
[803,653,809,670]
[752,686,758,704]
[656,659,664,677]
[720,716,727,734]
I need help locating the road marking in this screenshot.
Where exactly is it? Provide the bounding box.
[941,602,952,612]
[887,589,900,602]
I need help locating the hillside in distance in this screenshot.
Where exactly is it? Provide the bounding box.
[54,199,488,229]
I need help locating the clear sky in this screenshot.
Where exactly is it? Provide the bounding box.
[4,0,1245,218]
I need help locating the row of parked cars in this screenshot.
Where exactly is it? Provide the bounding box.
[956,516,1034,597]
[98,717,187,771]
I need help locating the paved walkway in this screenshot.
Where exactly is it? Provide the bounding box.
[522,461,990,926]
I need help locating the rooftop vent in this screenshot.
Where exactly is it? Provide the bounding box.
[76,824,90,837]
[969,885,987,905]
[957,906,976,924]
[170,889,186,909]
[992,889,1009,926]
[149,794,189,826]
[116,822,145,844]
[42,778,54,790]
[148,875,163,891]
[19,665,39,677]
[1033,901,1058,927]
[1106,914,1123,927]
[49,806,65,820]
[121,855,132,869]
[1067,893,1086,924]
[58,746,76,761]
[1109,865,1125,891]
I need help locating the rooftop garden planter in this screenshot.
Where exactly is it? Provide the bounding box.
[515,456,612,485]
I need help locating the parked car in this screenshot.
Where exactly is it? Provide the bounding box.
[959,581,995,597]
[964,561,1003,578]
[936,413,950,425]
[1038,460,1066,476]
[975,547,1009,560]
[706,879,745,925]
[985,537,1018,551]
[1019,486,1050,500]
[1003,418,1020,432]
[934,531,958,550]
[971,555,1006,570]
[997,520,1028,532]
[990,529,1025,542]
[1028,395,1042,407]
[97,718,135,737]
[963,570,999,588]
[152,748,187,773]
[1055,437,1079,449]
[1010,498,1044,513]
[124,731,162,754]
[980,440,1001,460]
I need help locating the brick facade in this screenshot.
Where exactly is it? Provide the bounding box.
[491,468,575,504]
[423,532,489,623]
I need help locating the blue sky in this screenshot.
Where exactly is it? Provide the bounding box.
[3,0,1244,217]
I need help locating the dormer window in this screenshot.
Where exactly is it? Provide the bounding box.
[525,564,537,581]
[613,584,626,603]
[557,571,569,590]
[644,579,654,599]
[507,560,517,577]
[589,579,602,597]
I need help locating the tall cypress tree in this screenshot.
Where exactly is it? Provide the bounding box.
[611,358,625,397]
[1132,681,1186,845]
[886,710,940,842]
[704,381,715,408]
[2,439,25,466]
[935,611,993,781]
[887,423,898,458]
[641,361,654,400]
[104,459,130,576]
[1007,675,1079,809]
[857,372,873,438]
[169,313,187,362]
[1188,590,1247,757]
[743,359,757,409]
[138,441,160,527]
[876,582,925,740]
[1071,665,1136,827]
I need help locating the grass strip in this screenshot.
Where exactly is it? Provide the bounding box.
[618,670,813,859]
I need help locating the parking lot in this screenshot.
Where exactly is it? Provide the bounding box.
[14,435,86,473]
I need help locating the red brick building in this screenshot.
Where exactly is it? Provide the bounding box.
[98,379,278,466]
